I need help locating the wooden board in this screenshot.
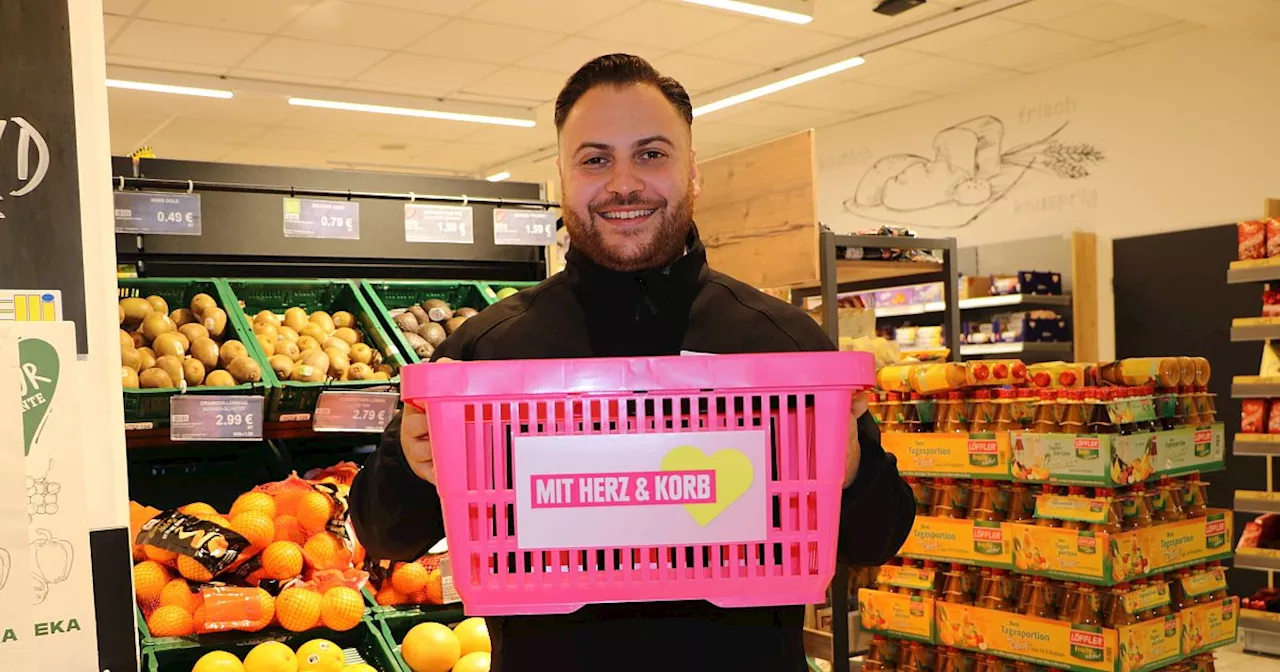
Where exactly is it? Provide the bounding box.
[694,130,819,289]
[1070,231,1099,361]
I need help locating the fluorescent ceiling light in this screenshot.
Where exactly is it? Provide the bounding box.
[288,97,535,128]
[684,0,812,24]
[105,79,234,99]
[692,55,865,117]
[485,171,511,182]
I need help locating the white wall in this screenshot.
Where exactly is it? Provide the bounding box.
[815,28,1280,359]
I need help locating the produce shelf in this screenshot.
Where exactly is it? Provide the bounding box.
[1235,490,1280,514]
[959,341,1072,357]
[1234,548,1280,572]
[1234,434,1280,456]
[1228,257,1280,284]
[360,280,493,364]
[140,620,397,672]
[1230,317,1280,342]
[124,420,384,448]
[1231,376,1280,398]
[478,280,538,304]
[875,294,1071,318]
[1240,608,1280,634]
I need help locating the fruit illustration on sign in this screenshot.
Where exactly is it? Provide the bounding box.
[0,547,9,590]
[31,528,73,586]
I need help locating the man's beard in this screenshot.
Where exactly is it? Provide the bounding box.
[562,189,694,273]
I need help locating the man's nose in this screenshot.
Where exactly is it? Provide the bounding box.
[605,161,643,197]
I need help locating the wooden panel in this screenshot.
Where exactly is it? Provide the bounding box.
[1071,231,1099,362]
[694,130,819,289]
[1266,197,1280,218]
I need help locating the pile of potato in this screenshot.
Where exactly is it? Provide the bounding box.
[119,293,262,390]
[246,307,394,383]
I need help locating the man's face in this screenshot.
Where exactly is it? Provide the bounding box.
[557,83,700,272]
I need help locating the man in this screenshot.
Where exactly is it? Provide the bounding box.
[350,54,914,671]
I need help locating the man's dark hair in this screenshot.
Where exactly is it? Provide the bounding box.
[554,54,693,132]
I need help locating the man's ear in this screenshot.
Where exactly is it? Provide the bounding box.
[690,149,702,200]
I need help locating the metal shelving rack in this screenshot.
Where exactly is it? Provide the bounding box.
[794,228,961,672]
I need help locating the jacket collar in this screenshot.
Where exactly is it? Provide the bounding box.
[563,223,708,312]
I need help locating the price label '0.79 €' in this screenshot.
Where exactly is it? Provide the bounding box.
[313,391,399,432]
[283,198,360,240]
[170,395,264,441]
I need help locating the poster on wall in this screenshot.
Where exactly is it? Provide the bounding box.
[0,330,33,672]
[1,322,99,670]
[0,0,89,353]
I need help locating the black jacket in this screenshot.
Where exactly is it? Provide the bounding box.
[350,226,915,672]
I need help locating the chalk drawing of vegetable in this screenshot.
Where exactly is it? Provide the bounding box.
[0,547,9,590]
[843,116,1104,229]
[30,528,73,604]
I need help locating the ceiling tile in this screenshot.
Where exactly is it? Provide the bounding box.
[220,145,332,168]
[837,45,929,83]
[353,54,499,95]
[144,140,243,163]
[110,19,269,68]
[683,22,844,67]
[465,124,556,150]
[861,55,1008,94]
[108,87,194,121]
[104,15,129,44]
[138,0,317,34]
[649,53,764,94]
[179,96,300,126]
[517,37,669,76]
[280,0,448,50]
[325,136,446,171]
[281,107,485,143]
[237,37,390,80]
[225,68,349,88]
[944,26,1099,68]
[999,0,1108,24]
[904,16,1024,53]
[103,0,146,16]
[107,55,231,76]
[242,126,364,153]
[414,141,524,171]
[770,79,921,112]
[461,67,567,101]
[1045,2,1178,41]
[462,0,642,33]
[809,0,954,40]
[1113,21,1200,47]
[406,20,563,65]
[705,102,845,130]
[690,121,779,152]
[344,0,486,15]
[149,117,273,146]
[854,90,934,116]
[1014,42,1123,74]
[602,2,747,51]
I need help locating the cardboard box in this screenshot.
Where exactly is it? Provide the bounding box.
[1010,424,1225,485]
[858,589,936,643]
[883,432,1013,479]
[898,516,1014,568]
[960,275,993,299]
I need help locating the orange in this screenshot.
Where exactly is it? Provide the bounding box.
[261,541,304,580]
[180,502,219,517]
[133,560,170,605]
[391,562,428,595]
[206,514,232,529]
[296,638,344,672]
[231,510,276,551]
[191,605,207,634]
[274,514,308,544]
[245,587,276,632]
[399,622,460,672]
[144,544,178,566]
[177,554,214,583]
[303,532,344,572]
[453,652,491,672]
[159,578,202,613]
[296,492,334,533]
[231,491,277,519]
[319,587,363,631]
[453,617,491,656]
[147,604,195,637]
[341,666,377,672]
[374,585,407,606]
[409,567,443,605]
[275,587,322,632]
[192,650,244,672]
[243,641,297,672]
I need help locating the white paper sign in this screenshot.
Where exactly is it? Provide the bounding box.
[3,322,98,669]
[0,330,33,671]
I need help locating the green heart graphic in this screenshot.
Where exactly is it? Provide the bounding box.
[19,338,59,456]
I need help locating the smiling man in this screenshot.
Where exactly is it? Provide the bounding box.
[350,54,915,672]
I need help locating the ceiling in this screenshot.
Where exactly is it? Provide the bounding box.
[100,0,1276,183]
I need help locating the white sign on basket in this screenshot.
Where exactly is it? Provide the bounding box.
[512,430,768,550]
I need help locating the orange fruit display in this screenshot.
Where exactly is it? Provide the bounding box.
[273,514,308,544]
[191,650,244,672]
[391,562,428,595]
[143,544,178,566]
[374,585,407,606]
[261,541,304,580]
[319,587,363,631]
[296,491,334,533]
[303,532,343,571]
[177,554,214,583]
[230,491,277,519]
[245,587,276,632]
[275,587,322,632]
[231,510,276,552]
[453,652,491,672]
[147,604,195,637]
[133,560,170,605]
[159,578,202,613]
[399,622,460,672]
[453,617,491,656]
[179,502,220,517]
[296,638,344,672]
[243,641,297,672]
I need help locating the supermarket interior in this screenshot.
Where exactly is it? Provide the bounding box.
[5,0,1280,671]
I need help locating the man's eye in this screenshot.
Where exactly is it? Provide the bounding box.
[638,150,666,161]
[582,156,608,166]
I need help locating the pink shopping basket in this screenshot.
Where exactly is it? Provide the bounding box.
[400,351,874,616]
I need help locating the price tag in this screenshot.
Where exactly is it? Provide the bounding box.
[283,198,360,240]
[493,208,557,246]
[405,204,474,244]
[313,391,398,432]
[114,192,202,235]
[170,395,264,441]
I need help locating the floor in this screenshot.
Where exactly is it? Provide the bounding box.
[1219,644,1280,672]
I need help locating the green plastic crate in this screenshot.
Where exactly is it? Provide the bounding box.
[218,279,407,421]
[118,278,269,425]
[361,585,466,622]
[477,280,540,304]
[141,619,398,671]
[375,609,473,672]
[359,280,493,364]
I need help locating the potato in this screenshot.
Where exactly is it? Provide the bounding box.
[151,332,187,358]
[348,342,374,365]
[145,295,169,314]
[204,370,236,387]
[332,327,360,345]
[178,323,210,344]
[332,311,355,329]
[182,358,206,386]
[309,311,336,334]
[169,308,197,327]
[201,307,228,339]
[218,340,248,369]
[268,355,295,380]
[189,337,220,370]
[284,307,310,333]
[189,293,217,318]
[120,347,142,371]
[121,366,139,389]
[154,355,185,387]
[139,368,173,389]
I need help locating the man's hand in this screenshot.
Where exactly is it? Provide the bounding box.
[844,391,869,489]
[400,357,454,484]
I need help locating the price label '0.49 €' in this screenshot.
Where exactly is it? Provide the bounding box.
[313,391,399,432]
[170,395,264,441]
[114,192,203,235]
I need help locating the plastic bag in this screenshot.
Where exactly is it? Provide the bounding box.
[135,510,251,577]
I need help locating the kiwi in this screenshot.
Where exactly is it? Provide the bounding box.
[227,356,262,384]
[332,327,360,345]
[201,307,228,339]
[296,335,321,353]
[299,322,327,343]
[407,305,430,327]
[130,331,146,349]
[182,358,206,386]
[347,363,374,381]
[423,299,453,323]
[284,307,310,333]
[268,355,295,379]
[290,363,326,383]
[301,349,330,374]
[139,368,174,389]
[119,297,153,329]
[152,332,187,358]
[190,337,220,369]
[310,311,336,334]
[121,347,142,371]
[277,326,299,343]
[204,370,237,387]
[333,311,355,329]
[179,323,210,344]
[444,315,469,334]
[190,293,217,318]
[253,310,281,328]
[255,334,276,357]
[348,342,374,365]
[324,348,351,378]
[277,340,302,361]
[253,322,279,343]
[170,308,197,327]
[155,355,185,387]
[219,340,248,369]
[121,366,140,389]
[405,332,434,360]
[370,371,391,382]
[119,329,134,351]
[322,336,351,354]
[172,331,191,352]
[418,322,446,347]
[456,307,478,319]
[394,312,420,333]
[137,347,158,371]
[145,295,169,315]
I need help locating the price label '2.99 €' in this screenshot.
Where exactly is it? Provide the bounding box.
[170,395,264,441]
[313,391,399,432]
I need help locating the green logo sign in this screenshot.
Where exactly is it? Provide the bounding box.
[19,338,59,456]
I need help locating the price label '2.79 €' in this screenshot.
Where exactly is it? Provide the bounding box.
[170,395,264,441]
[313,391,399,432]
